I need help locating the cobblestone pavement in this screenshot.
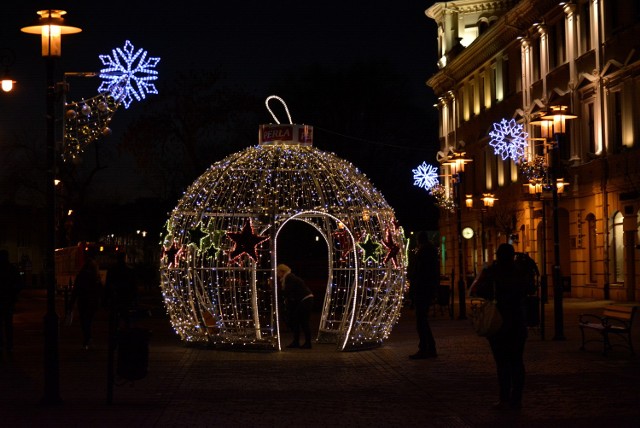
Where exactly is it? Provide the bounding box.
[1,290,638,427]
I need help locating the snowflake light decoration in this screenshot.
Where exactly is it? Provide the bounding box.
[412,161,439,191]
[98,40,160,109]
[489,118,529,162]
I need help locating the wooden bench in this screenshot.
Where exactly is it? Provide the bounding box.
[578,305,637,356]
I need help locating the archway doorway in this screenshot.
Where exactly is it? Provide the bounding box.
[276,219,329,311]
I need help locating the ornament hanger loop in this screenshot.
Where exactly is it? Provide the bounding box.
[265,95,293,124]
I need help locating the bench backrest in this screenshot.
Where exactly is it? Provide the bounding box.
[602,305,636,322]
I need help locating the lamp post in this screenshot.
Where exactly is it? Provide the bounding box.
[541,105,576,341]
[444,150,472,320]
[22,9,82,404]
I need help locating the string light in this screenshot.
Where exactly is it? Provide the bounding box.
[159,121,406,351]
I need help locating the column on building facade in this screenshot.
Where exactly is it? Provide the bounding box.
[623,213,637,301]
[520,37,532,113]
[563,2,580,161]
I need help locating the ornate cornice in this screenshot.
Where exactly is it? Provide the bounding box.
[426,0,559,95]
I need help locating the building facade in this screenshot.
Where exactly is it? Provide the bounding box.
[425,0,640,302]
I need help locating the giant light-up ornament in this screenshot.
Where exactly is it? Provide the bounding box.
[98,40,160,109]
[159,97,406,351]
[488,118,528,162]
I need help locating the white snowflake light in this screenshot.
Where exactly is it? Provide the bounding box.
[488,118,529,162]
[412,161,439,191]
[98,40,160,109]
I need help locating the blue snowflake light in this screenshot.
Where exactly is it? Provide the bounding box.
[488,118,529,162]
[412,161,439,191]
[98,40,160,109]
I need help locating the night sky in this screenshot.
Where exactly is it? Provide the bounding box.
[1,1,440,231]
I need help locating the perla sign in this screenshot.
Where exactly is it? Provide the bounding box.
[259,124,313,146]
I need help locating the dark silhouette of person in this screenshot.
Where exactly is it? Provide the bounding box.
[104,251,137,328]
[406,231,439,359]
[0,250,21,353]
[69,248,103,349]
[277,264,314,349]
[470,243,531,410]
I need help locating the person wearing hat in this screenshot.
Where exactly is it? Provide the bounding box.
[276,264,314,349]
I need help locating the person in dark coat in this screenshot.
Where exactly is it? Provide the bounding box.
[277,264,314,349]
[406,231,439,359]
[0,250,21,352]
[104,251,137,328]
[470,243,532,410]
[69,249,103,349]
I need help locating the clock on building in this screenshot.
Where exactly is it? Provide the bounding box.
[462,227,474,239]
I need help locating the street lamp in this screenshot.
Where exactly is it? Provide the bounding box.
[465,193,497,266]
[0,48,17,92]
[22,9,82,405]
[443,149,472,320]
[541,105,577,341]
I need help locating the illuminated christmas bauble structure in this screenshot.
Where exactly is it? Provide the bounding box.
[160,119,406,351]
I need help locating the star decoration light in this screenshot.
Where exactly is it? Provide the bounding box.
[412,161,439,191]
[488,118,529,162]
[381,229,400,267]
[98,40,160,109]
[164,242,181,268]
[332,228,351,263]
[357,234,382,263]
[188,225,207,250]
[227,219,269,262]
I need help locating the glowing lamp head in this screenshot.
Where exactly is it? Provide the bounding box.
[465,195,474,208]
[1,79,15,92]
[481,193,497,207]
[21,10,82,57]
[541,105,577,135]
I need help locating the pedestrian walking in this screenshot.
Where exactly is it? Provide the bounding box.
[406,231,439,359]
[0,250,21,353]
[277,264,314,349]
[69,248,103,349]
[470,243,534,410]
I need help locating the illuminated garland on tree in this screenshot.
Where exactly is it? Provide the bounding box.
[429,183,456,212]
[519,155,548,182]
[63,93,119,161]
[159,122,406,351]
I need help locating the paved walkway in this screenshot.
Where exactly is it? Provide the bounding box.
[1,290,639,427]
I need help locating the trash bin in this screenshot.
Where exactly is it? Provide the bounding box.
[117,328,150,381]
